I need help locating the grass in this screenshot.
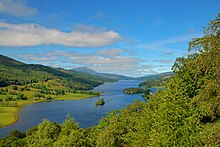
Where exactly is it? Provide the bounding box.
[0,100,43,128]
[54,93,94,100]
[0,107,20,128]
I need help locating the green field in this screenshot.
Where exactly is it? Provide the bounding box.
[0,107,20,128]
[54,93,94,100]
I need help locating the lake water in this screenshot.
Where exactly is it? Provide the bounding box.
[0,80,144,138]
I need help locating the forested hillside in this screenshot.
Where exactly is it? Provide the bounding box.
[0,55,114,90]
[1,13,220,146]
[138,71,173,81]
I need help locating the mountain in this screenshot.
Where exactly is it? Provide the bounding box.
[72,67,98,75]
[137,71,174,81]
[0,54,114,89]
[71,67,134,80]
[0,54,24,66]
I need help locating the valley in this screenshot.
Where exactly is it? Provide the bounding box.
[0,7,220,145]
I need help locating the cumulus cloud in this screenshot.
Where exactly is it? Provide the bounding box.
[0,0,37,16]
[65,52,143,67]
[96,48,124,56]
[0,22,121,47]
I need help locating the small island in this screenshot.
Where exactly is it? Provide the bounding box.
[123,87,144,94]
[96,98,105,106]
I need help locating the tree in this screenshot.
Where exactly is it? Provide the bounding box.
[12,86,17,90]
[17,93,27,100]
[26,119,61,146]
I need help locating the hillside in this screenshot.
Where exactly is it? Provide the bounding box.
[138,71,174,81]
[0,54,113,89]
[71,67,134,80]
[0,54,24,66]
[71,67,97,75]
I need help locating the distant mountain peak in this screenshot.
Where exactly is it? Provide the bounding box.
[71,67,98,75]
[71,67,134,80]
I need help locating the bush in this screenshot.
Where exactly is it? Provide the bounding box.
[10,130,26,139]
[5,96,13,101]
[12,86,18,90]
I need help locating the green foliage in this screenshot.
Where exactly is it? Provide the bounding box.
[96,98,105,106]
[0,130,26,146]
[16,93,27,100]
[9,130,26,139]
[123,87,144,94]
[26,119,61,146]
[142,88,151,100]
[139,78,168,88]
[12,86,17,90]
[0,101,18,107]
[199,120,220,146]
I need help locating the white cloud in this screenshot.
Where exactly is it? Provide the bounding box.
[15,54,58,61]
[136,69,159,75]
[96,49,124,56]
[73,23,106,33]
[68,53,143,66]
[0,22,121,47]
[0,0,37,16]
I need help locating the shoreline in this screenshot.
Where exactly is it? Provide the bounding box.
[0,100,44,129]
[0,94,96,129]
[0,107,20,129]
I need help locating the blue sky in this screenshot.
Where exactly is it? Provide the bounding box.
[0,0,219,77]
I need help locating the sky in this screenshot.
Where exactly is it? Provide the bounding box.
[0,0,219,77]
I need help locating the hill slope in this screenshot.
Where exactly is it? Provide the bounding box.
[71,67,134,80]
[0,54,24,66]
[0,54,113,89]
[138,71,174,81]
